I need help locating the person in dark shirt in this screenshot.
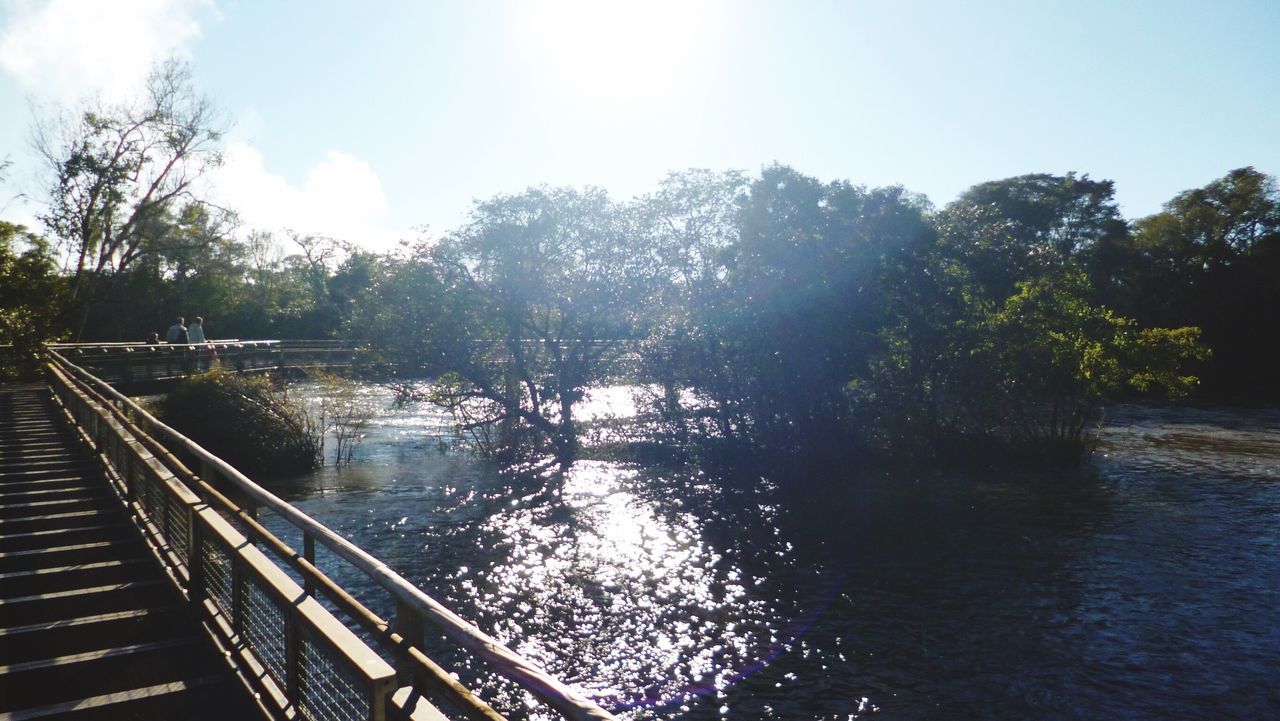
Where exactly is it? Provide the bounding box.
[165,317,188,344]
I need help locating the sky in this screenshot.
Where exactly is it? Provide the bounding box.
[1,0,1278,252]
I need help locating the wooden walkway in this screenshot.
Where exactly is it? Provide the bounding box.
[0,385,260,720]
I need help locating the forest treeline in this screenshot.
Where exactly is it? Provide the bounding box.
[3,64,1278,468]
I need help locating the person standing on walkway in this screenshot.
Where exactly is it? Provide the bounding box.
[188,316,208,370]
[166,317,187,344]
[166,316,188,371]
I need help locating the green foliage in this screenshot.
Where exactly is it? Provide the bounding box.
[1127,326,1210,396]
[1094,167,1280,398]
[724,168,936,449]
[0,222,70,378]
[969,273,1206,455]
[633,167,1213,464]
[36,60,224,312]
[423,186,662,467]
[9,146,1260,469]
[346,246,459,372]
[940,172,1128,300]
[156,369,320,478]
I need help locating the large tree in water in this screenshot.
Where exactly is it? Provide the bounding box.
[429,187,658,468]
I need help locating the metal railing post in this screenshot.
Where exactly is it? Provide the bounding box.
[392,600,424,686]
[303,533,316,596]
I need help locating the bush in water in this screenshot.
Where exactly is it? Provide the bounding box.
[157,369,321,477]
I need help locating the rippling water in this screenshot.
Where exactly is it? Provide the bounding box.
[267,387,1280,720]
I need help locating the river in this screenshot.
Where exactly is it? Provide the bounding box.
[265,384,1280,720]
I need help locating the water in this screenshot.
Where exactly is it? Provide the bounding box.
[268,386,1280,720]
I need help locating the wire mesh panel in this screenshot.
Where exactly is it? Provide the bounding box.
[166,494,191,567]
[127,451,149,496]
[103,432,120,469]
[140,472,163,527]
[111,435,128,473]
[298,630,370,721]
[239,574,290,687]
[201,535,234,618]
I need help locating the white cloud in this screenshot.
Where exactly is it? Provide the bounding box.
[211,142,407,252]
[0,0,210,102]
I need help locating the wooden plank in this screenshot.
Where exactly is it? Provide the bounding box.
[0,466,93,480]
[0,495,100,512]
[389,687,452,721]
[0,676,222,721]
[0,638,192,675]
[0,509,99,523]
[0,557,146,582]
[0,607,164,636]
[0,539,122,560]
[0,580,162,607]
[0,522,126,543]
[0,485,98,500]
[0,472,93,487]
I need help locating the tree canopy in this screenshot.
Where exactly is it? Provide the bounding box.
[4,69,1272,468]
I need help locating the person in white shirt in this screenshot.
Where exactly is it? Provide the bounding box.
[187,316,209,370]
[187,317,206,343]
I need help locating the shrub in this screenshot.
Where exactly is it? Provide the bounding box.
[157,369,320,478]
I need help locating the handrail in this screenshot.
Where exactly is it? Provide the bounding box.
[45,348,616,721]
[47,340,364,386]
[44,358,399,721]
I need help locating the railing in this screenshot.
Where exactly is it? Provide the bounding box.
[44,348,616,721]
[44,340,365,386]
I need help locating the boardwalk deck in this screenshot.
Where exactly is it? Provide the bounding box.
[0,385,261,721]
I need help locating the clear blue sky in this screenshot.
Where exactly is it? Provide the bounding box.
[2,0,1278,250]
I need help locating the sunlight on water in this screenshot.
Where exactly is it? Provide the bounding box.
[459,460,781,713]
[276,384,1280,720]
[276,381,815,718]
[577,386,641,422]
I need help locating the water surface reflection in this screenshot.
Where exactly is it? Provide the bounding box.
[271,388,1280,719]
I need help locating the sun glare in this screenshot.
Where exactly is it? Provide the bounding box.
[513,0,714,103]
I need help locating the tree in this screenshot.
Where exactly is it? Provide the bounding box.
[631,169,748,437]
[346,242,456,372]
[634,165,940,462]
[35,59,225,335]
[967,272,1207,456]
[0,221,70,377]
[716,166,936,453]
[77,201,240,341]
[940,173,1128,300]
[428,187,656,467]
[1115,167,1280,397]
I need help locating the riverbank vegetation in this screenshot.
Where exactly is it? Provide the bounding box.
[151,369,376,474]
[155,369,320,477]
[3,65,1276,469]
